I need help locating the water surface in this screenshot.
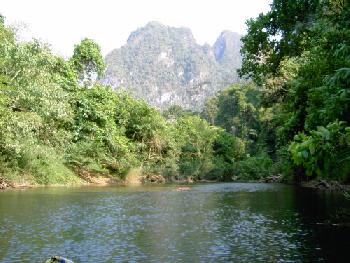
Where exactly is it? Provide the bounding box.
[0,183,349,262]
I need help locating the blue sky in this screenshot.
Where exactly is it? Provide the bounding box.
[1,0,271,57]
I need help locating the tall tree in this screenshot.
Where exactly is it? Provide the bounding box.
[239,0,319,84]
[70,38,105,85]
[239,0,350,181]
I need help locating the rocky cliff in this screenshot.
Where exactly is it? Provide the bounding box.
[103,22,242,110]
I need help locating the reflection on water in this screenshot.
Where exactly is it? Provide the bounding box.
[0,183,349,262]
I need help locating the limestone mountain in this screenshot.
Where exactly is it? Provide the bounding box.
[103,22,242,110]
[213,30,242,75]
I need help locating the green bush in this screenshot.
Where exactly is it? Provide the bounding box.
[19,145,81,185]
[289,121,350,181]
[232,154,274,181]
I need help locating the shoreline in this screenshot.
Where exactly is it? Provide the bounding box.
[1,174,350,192]
[301,179,350,192]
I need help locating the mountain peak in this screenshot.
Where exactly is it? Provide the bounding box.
[220,30,239,37]
[145,21,164,28]
[213,31,241,62]
[127,21,195,45]
[104,24,242,110]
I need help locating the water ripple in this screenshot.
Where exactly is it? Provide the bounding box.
[0,183,348,262]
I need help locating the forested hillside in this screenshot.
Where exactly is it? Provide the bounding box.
[103,22,241,110]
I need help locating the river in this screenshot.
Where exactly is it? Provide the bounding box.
[0,183,349,262]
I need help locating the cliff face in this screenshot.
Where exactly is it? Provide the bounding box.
[214,30,242,66]
[103,22,242,111]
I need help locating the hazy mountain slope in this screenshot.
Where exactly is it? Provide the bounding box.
[103,22,242,110]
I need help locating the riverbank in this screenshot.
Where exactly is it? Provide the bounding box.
[302,179,350,191]
[0,173,121,190]
[0,171,197,190]
[1,172,350,192]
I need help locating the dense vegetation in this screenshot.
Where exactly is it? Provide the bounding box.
[211,0,350,183]
[0,17,245,186]
[1,0,349,186]
[201,82,279,180]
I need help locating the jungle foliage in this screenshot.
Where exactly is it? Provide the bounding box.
[235,0,350,182]
[0,18,244,185]
[1,0,349,185]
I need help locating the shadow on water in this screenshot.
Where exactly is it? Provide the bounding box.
[292,186,350,262]
[0,183,349,262]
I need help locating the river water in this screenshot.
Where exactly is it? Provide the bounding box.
[0,183,349,262]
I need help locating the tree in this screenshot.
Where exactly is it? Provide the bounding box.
[239,0,319,84]
[70,38,105,85]
[239,0,350,182]
[202,82,260,146]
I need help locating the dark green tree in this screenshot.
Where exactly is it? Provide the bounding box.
[239,0,319,84]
